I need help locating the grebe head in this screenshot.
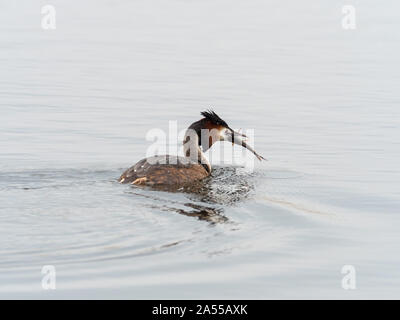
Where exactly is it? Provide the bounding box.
[183,110,266,166]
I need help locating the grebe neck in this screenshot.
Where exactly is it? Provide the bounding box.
[183,128,211,173]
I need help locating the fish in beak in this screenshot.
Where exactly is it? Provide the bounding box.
[223,127,266,161]
[199,110,266,161]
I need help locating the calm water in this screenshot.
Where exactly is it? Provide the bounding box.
[1,1,400,299]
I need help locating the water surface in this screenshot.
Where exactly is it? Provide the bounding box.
[0,0,400,298]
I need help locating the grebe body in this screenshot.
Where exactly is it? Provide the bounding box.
[119,155,208,185]
[119,110,264,186]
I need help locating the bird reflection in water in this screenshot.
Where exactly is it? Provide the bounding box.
[124,166,256,224]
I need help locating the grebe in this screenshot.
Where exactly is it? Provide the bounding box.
[119,110,265,186]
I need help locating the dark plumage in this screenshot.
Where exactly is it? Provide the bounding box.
[119,110,265,187]
[119,155,208,185]
[200,110,229,128]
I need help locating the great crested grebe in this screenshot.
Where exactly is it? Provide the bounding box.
[119,110,265,186]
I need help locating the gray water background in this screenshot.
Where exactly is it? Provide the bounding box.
[0,0,399,298]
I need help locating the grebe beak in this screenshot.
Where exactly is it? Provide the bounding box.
[227,126,247,145]
[223,128,266,161]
